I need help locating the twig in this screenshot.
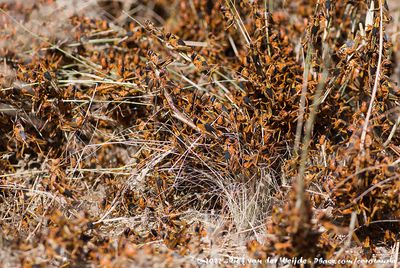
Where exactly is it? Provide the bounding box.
[296,43,331,211]
[182,40,208,47]
[226,0,252,46]
[263,0,272,56]
[360,0,384,153]
[343,176,397,209]
[394,241,399,268]
[163,89,204,134]
[294,46,312,156]
[383,113,400,147]
[334,212,357,260]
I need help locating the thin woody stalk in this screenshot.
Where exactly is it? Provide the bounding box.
[296,44,331,211]
[360,0,384,153]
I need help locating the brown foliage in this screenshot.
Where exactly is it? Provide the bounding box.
[1,0,399,266]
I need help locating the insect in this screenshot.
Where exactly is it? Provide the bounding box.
[220,5,235,30]
[165,32,191,52]
[43,70,62,95]
[190,52,209,73]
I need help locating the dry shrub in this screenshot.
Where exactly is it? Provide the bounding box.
[0,0,399,267]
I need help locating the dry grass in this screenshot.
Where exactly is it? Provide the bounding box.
[1,0,400,267]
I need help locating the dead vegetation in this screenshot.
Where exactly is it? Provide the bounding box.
[0,0,399,267]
